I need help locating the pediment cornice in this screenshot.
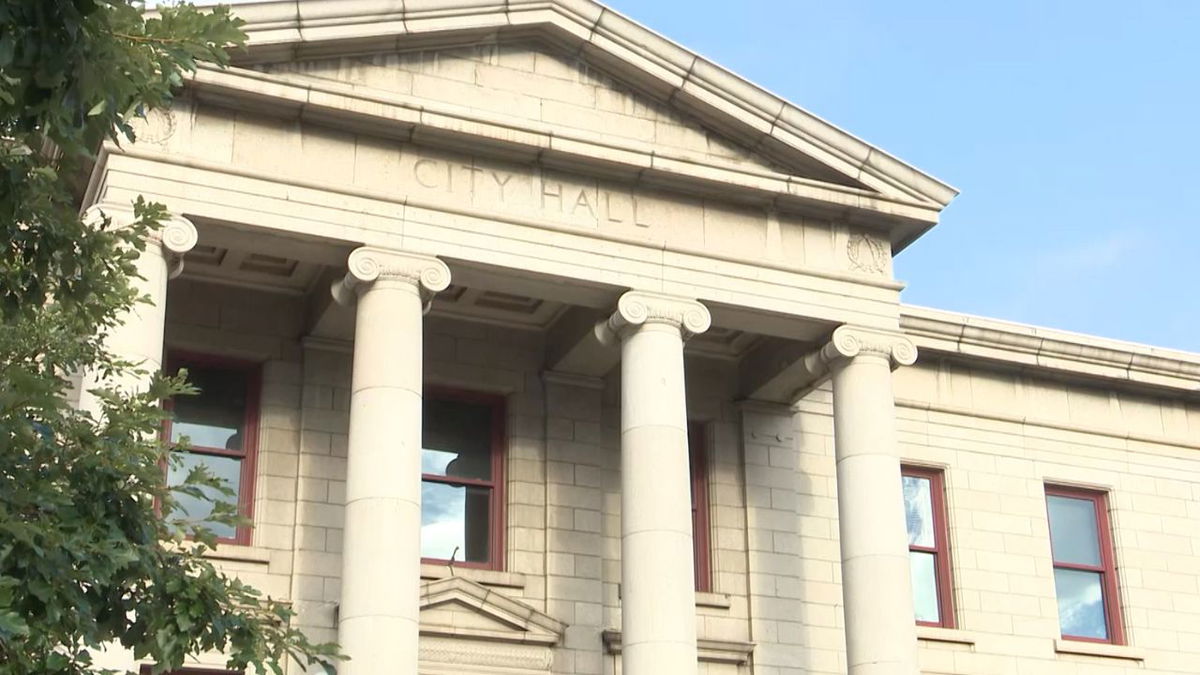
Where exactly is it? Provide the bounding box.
[195,0,957,249]
[420,576,566,645]
[187,61,943,236]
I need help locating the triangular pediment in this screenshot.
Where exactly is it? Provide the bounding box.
[419,576,565,645]
[256,40,820,183]
[187,0,957,247]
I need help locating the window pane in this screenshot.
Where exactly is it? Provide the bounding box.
[172,365,248,451]
[421,482,491,563]
[167,453,241,539]
[910,551,940,623]
[1047,495,1101,566]
[1054,568,1108,640]
[422,398,494,481]
[903,475,935,547]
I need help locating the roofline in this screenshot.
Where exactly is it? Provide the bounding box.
[901,305,1200,397]
[212,0,959,214]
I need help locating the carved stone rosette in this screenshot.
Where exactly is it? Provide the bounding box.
[595,290,712,345]
[331,246,451,309]
[83,203,198,278]
[805,325,918,373]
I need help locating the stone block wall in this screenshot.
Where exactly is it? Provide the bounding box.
[890,359,1200,674]
[161,278,1200,675]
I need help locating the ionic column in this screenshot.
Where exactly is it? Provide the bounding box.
[331,247,450,675]
[78,205,197,415]
[597,291,711,675]
[807,325,920,675]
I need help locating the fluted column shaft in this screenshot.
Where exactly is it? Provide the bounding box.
[597,291,711,675]
[333,247,450,675]
[78,205,197,415]
[811,326,920,675]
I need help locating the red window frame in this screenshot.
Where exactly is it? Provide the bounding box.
[902,465,954,628]
[689,421,711,593]
[420,387,507,571]
[1045,484,1124,644]
[163,352,262,547]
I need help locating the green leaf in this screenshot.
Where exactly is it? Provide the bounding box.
[0,1,339,672]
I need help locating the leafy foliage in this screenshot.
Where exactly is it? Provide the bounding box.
[0,2,339,672]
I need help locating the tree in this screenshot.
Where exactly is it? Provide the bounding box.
[0,2,340,672]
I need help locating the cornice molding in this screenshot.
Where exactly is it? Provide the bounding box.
[596,290,711,344]
[419,576,565,644]
[186,65,942,232]
[331,246,451,307]
[901,306,1200,396]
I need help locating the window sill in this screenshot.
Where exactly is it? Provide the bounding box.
[202,544,273,565]
[169,541,273,565]
[916,626,977,647]
[420,564,526,589]
[1054,639,1145,661]
[696,592,733,609]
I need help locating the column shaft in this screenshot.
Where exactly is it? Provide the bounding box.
[600,291,710,675]
[823,328,920,675]
[335,248,449,675]
[77,208,197,414]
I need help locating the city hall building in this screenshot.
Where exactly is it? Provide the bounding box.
[81,1,1200,673]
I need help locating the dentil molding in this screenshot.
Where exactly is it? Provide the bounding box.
[331,246,451,308]
[595,290,712,345]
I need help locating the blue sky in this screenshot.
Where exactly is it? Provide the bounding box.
[207,1,1198,351]
[598,0,1198,352]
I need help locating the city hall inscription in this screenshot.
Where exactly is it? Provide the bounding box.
[398,152,680,233]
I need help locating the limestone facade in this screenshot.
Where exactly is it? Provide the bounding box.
[79,1,1200,673]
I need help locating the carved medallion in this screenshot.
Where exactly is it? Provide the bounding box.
[130,108,176,146]
[847,233,889,275]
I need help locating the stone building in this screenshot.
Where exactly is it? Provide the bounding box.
[80,1,1200,673]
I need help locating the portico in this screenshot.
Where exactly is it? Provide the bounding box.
[81,2,961,673]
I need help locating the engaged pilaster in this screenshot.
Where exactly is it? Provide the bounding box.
[812,325,920,675]
[78,204,198,415]
[334,246,450,675]
[599,291,710,675]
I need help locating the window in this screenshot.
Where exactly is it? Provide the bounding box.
[421,389,506,570]
[164,354,261,546]
[689,422,711,592]
[1045,485,1123,643]
[902,466,953,627]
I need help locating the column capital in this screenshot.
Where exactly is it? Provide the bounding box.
[595,290,711,345]
[332,246,451,306]
[807,325,917,372]
[83,203,197,277]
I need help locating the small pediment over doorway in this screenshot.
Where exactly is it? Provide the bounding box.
[419,576,566,674]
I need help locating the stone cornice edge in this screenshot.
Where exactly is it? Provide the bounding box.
[901,305,1200,395]
[224,0,957,217]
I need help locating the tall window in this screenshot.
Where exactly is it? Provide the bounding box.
[689,422,711,592]
[902,466,953,627]
[1045,485,1123,643]
[164,354,261,546]
[421,390,506,570]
